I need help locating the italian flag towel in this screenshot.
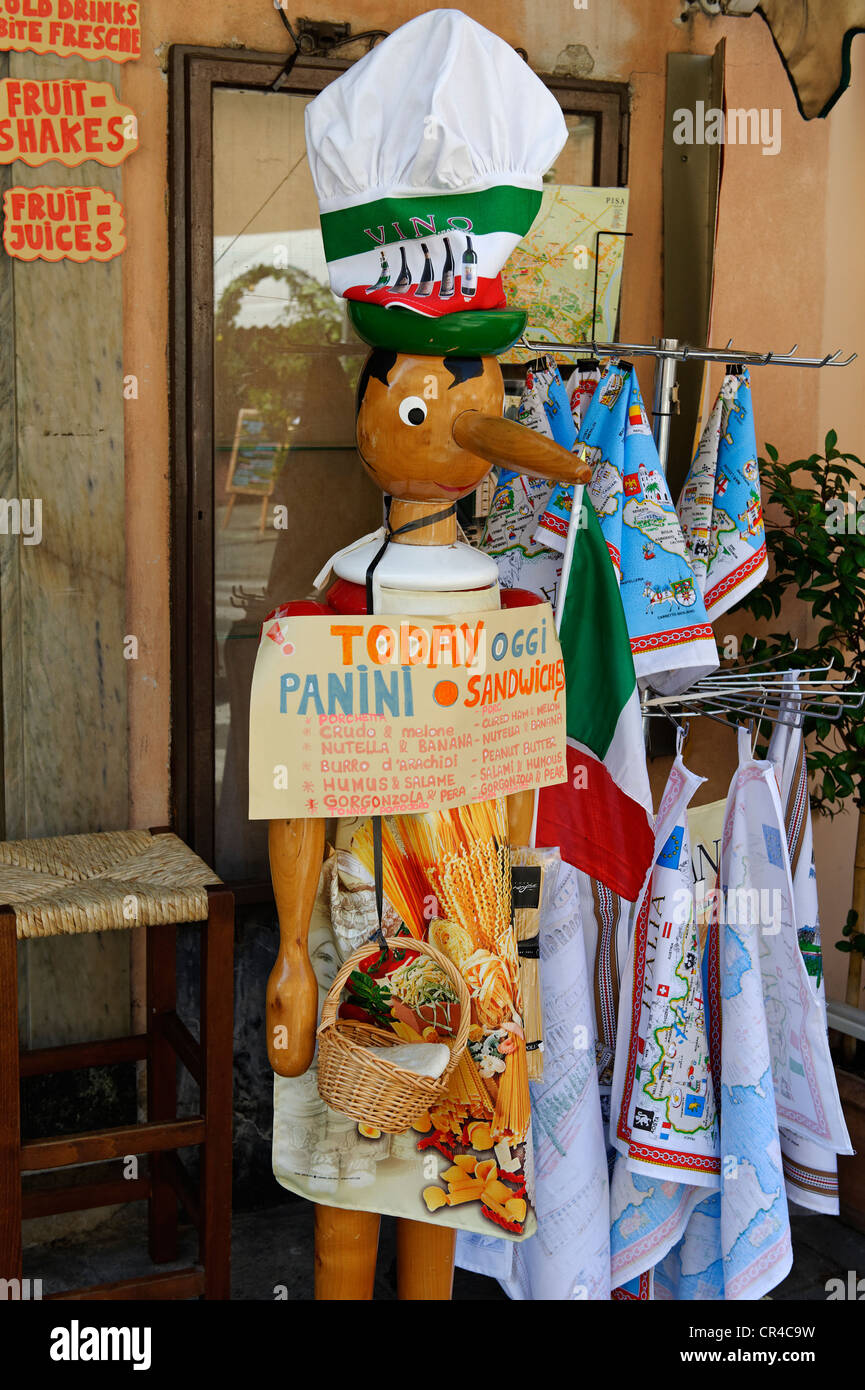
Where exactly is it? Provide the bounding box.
[536,495,654,902]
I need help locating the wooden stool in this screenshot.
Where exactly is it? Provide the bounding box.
[0,829,234,1300]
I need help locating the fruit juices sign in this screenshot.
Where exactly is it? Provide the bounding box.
[0,2,140,63]
[249,607,568,819]
[0,80,138,167]
[3,184,125,261]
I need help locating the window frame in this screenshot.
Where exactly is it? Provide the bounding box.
[169,44,629,892]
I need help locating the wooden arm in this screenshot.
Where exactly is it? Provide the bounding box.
[267,817,326,1077]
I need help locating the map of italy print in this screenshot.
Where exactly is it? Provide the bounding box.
[615,756,720,1185]
[540,363,718,695]
[677,369,768,621]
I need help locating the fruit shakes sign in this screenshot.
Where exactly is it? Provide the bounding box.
[0,80,138,166]
[0,1,140,63]
[249,606,568,819]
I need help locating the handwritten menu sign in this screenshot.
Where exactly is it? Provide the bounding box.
[0,1,140,63]
[226,410,283,496]
[3,184,125,260]
[249,606,567,819]
[0,79,138,167]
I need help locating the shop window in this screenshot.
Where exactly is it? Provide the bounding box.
[169,46,628,890]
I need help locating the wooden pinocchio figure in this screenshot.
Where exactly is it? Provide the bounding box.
[257,11,591,1299]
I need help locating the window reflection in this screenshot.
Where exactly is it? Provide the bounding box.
[212,88,381,879]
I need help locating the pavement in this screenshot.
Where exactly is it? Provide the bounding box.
[22,1195,865,1301]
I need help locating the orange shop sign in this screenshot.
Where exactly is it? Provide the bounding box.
[3,185,126,261]
[0,79,138,167]
[0,1,139,63]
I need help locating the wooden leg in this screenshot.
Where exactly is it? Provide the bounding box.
[314,1205,380,1300]
[147,921,178,1264]
[200,887,234,1300]
[0,908,22,1281]
[396,1217,456,1301]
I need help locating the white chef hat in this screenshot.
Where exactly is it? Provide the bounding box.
[304,9,567,320]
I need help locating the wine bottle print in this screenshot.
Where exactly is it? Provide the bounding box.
[365,249,390,293]
[414,242,434,297]
[393,246,411,293]
[440,236,455,299]
[460,235,477,298]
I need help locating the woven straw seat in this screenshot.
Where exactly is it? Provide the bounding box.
[0,829,219,940]
[0,828,233,1299]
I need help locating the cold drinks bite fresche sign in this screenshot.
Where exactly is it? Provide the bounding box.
[0,1,140,63]
[249,606,568,820]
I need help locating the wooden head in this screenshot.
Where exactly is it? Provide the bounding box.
[356,351,504,501]
[355,349,591,503]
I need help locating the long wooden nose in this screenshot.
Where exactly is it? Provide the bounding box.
[452,411,592,485]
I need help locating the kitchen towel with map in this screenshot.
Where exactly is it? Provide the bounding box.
[536,363,719,695]
[677,368,768,620]
[613,725,851,1298]
[515,357,577,447]
[478,360,573,605]
[608,755,719,1292]
[680,726,848,1299]
[719,727,850,1159]
[708,728,798,1298]
[564,361,602,431]
[479,360,599,607]
[455,851,612,1299]
[768,688,849,1213]
[480,468,562,607]
[610,754,720,1185]
[610,742,773,1300]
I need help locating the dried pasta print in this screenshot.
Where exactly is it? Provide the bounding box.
[352,800,533,1233]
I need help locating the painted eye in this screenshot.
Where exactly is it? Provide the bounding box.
[398,396,427,426]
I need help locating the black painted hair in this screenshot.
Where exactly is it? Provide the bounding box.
[356,349,398,412]
[355,349,485,414]
[443,356,485,389]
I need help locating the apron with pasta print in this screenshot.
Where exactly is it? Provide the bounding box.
[272,583,536,1241]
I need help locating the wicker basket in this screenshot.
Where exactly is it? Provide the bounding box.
[316,935,470,1134]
